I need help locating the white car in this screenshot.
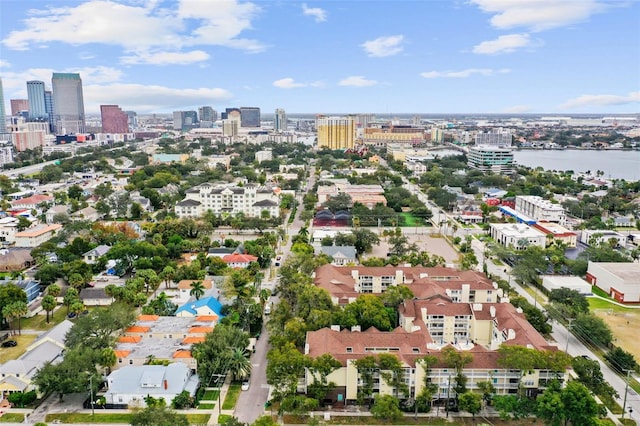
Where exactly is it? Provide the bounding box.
[241,379,250,391]
[264,305,271,315]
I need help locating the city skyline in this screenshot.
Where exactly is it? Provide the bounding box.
[0,0,639,115]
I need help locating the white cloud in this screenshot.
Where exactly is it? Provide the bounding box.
[338,76,378,87]
[302,4,327,22]
[559,91,640,110]
[2,0,264,64]
[361,35,404,57]
[420,68,510,78]
[502,105,532,113]
[83,83,233,113]
[0,60,10,69]
[121,50,210,65]
[470,0,606,32]
[273,78,307,89]
[472,33,533,55]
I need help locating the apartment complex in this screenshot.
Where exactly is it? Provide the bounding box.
[317,116,355,150]
[101,105,129,133]
[515,196,566,225]
[175,183,280,218]
[314,265,500,305]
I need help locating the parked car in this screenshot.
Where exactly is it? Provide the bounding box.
[1,340,17,348]
[264,305,271,315]
[241,379,250,391]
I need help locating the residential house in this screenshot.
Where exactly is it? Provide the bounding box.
[105,363,199,407]
[206,247,235,259]
[1,278,40,304]
[72,206,100,222]
[222,253,258,268]
[10,194,53,215]
[0,320,73,398]
[175,296,224,318]
[79,287,113,306]
[45,205,69,224]
[0,249,35,272]
[319,246,358,266]
[0,217,19,245]
[176,280,213,301]
[83,245,111,264]
[14,224,62,248]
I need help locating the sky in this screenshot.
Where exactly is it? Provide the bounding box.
[0,0,639,115]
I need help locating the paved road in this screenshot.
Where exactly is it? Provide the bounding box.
[470,238,640,423]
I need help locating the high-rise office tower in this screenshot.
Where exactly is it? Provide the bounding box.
[240,107,260,127]
[316,115,355,150]
[125,111,137,129]
[274,108,287,132]
[198,106,216,122]
[27,80,48,120]
[100,105,129,133]
[0,78,6,134]
[173,111,198,131]
[51,72,85,134]
[10,99,29,116]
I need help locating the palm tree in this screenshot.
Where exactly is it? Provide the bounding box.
[48,284,61,299]
[41,295,57,323]
[63,287,79,314]
[227,348,252,381]
[190,281,205,301]
[100,347,117,374]
[160,266,176,289]
[70,301,85,319]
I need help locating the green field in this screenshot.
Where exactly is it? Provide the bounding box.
[45,412,210,424]
[222,383,241,410]
[0,413,24,423]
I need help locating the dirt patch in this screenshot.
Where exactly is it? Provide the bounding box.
[364,231,460,265]
[593,309,640,361]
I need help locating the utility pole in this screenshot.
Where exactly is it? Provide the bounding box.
[564,318,574,354]
[445,373,452,418]
[622,369,632,420]
[89,375,94,415]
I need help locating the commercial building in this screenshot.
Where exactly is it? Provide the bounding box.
[532,221,577,247]
[240,107,261,127]
[27,81,47,120]
[580,230,626,248]
[12,130,45,152]
[475,130,512,147]
[14,224,62,248]
[0,78,6,134]
[586,262,640,303]
[255,149,273,163]
[516,196,566,225]
[175,183,280,218]
[467,146,514,174]
[0,142,14,167]
[10,100,28,116]
[317,116,355,150]
[101,105,129,133]
[173,110,198,131]
[274,108,287,132]
[198,106,216,123]
[489,223,546,250]
[51,72,85,134]
[541,276,592,295]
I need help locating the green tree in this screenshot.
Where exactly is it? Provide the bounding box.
[189,280,205,300]
[2,301,28,335]
[64,304,136,350]
[351,228,380,255]
[339,294,392,331]
[370,394,402,421]
[33,348,101,402]
[228,347,252,380]
[573,313,613,348]
[307,354,341,401]
[41,294,57,323]
[67,273,85,290]
[604,347,638,374]
[171,391,195,409]
[458,392,482,418]
[130,406,189,426]
[266,343,309,404]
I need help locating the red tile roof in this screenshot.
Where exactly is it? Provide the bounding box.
[223,253,258,264]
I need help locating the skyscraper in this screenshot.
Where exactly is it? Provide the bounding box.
[10,99,29,116]
[240,107,260,127]
[100,105,129,133]
[0,78,6,134]
[198,106,216,122]
[274,108,287,132]
[51,72,85,134]
[316,115,355,150]
[27,80,48,120]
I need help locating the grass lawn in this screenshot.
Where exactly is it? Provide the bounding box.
[284,415,544,425]
[45,412,210,424]
[198,403,215,409]
[588,298,634,314]
[21,307,69,331]
[0,334,38,363]
[0,413,24,423]
[46,413,132,423]
[400,212,428,227]
[218,414,234,423]
[591,286,611,299]
[202,389,219,400]
[222,383,241,410]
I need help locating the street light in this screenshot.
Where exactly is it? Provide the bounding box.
[564,319,574,354]
[622,369,632,421]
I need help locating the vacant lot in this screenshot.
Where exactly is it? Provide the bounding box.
[0,334,38,364]
[366,231,459,265]
[590,298,640,361]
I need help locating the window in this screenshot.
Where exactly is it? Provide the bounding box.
[412,348,420,353]
[346,347,353,353]
[129,360,133,364]
[118,358,122,363]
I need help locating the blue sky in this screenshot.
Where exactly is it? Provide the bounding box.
[1,0,638,115]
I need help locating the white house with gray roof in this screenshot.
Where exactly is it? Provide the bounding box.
[319,246,358,266]
[104,363,199,407]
